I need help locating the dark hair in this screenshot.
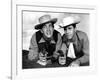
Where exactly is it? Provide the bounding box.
[51,23,54,28]
[72,24,76,28]
[64,24,76,30]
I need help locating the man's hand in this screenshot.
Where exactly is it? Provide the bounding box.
[69,60,80,67]
[39,52,48,62]
[53,52,59,59]
[53,50,64,59]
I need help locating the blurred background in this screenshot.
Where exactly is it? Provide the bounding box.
[22,11,89,50]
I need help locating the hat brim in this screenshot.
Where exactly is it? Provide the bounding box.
[59,21,80,29]
[35,18,57,30]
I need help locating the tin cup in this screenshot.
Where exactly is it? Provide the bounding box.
[58,56,66,65]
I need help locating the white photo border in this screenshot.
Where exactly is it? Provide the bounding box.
[12,4,97,80]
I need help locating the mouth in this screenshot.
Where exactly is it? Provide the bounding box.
[46,31,52,37]
[46,31,51,35]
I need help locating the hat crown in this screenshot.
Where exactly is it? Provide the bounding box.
[60,16,80,28]
[62,17,75,26]
[35,14,57,29]
[39,15,52,24]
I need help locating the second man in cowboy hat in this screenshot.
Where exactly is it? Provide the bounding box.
[28,14,62,65]
[59,16,89,67]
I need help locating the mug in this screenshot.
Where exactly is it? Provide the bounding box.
[58,56,66,65]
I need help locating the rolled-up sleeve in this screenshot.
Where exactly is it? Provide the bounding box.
[76,33,89,64]
[28,33,39,61]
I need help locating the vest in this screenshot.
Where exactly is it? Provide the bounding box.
[36,30,58,57]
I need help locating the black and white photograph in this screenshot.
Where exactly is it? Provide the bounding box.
[22,11,90,69]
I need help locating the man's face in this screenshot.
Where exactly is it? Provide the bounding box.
[64,25,75,39]
[42,22,54,38]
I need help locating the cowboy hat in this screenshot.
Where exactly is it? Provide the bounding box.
[59,16,80,28]
[35,14,57,29]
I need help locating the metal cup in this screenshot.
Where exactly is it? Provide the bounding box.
[58,56,66,65]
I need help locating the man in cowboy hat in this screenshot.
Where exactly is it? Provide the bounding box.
[28,14,62,65]
[59,16,89,67]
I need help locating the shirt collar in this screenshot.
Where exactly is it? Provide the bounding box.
[38,38,45,43]
[38,37,56,44]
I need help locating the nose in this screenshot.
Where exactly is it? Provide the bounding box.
[47,27,50,32]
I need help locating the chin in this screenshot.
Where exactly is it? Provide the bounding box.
[67,35,73,39]
[46,36,51,38]
[47,36,51,38]
[67,37,72,39]
[46,34,52,38]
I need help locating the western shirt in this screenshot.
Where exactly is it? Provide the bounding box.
[61,30,89,64]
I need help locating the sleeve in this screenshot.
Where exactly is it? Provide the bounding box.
[54,33,62,55]
[76,33,89,64]
[61,43,67,55]
[28,33,39,61]
[60,34,68,55]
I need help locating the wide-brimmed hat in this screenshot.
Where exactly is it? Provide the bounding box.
[59,16,80,28]
[35,14,57,29]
